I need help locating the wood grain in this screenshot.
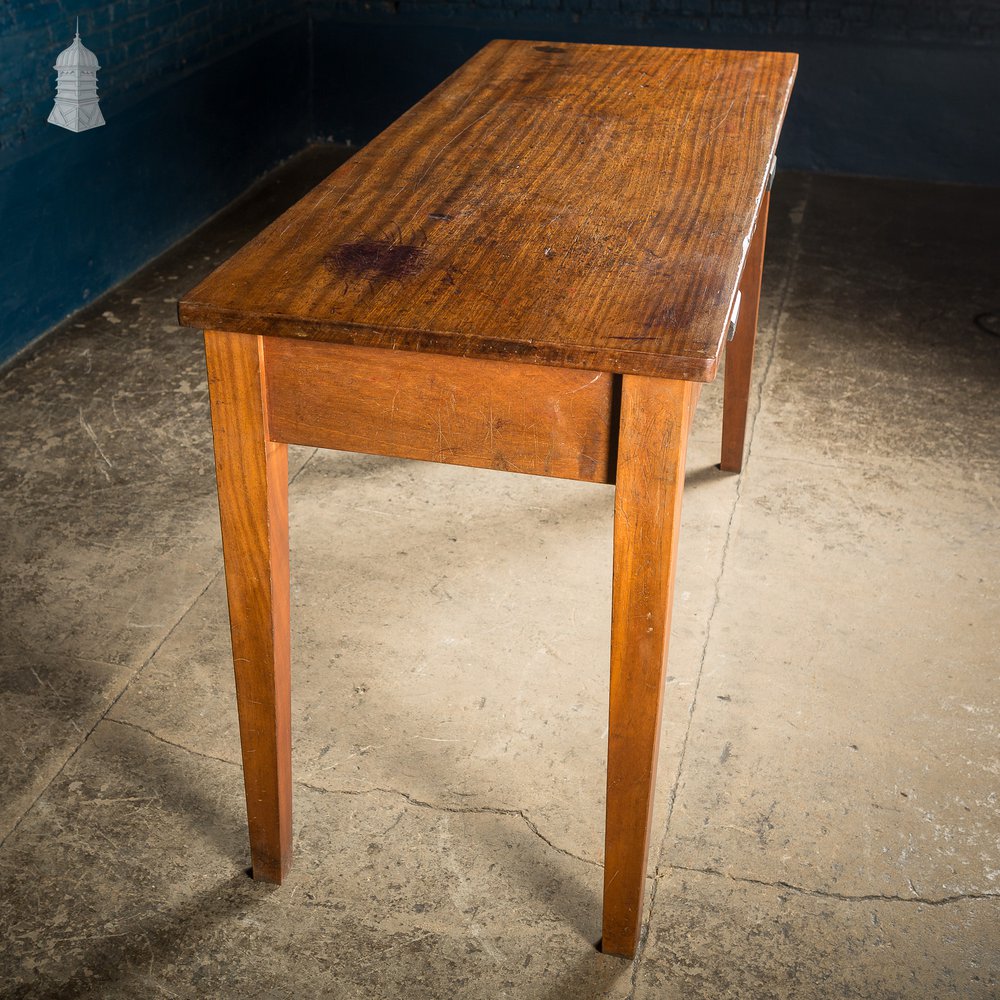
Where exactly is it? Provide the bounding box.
[721,187,770,471]
[603,374,692,957]
[263,338,617,483]
[180,41,797,381]
[205,330,292,884]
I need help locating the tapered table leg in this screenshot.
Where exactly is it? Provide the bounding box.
[205,330,292,884]
[602,374,693,958]
[721,186,770,473]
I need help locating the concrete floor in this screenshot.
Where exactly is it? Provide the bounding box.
[1,145,998,998]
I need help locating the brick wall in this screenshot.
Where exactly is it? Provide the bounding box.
[0,0,296,159]
[308,2,1000,187]
[3,0,993,160]
[1,0,996,362]
[312,0,998,45]
[0,2,310,363]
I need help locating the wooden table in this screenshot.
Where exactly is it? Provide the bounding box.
[179,39,797,958]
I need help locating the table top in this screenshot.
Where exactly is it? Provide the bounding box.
[180,40,797,381]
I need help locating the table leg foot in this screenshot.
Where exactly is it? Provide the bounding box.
[721,189,770,473]
[602,375,692,958]
[205,330,292,884]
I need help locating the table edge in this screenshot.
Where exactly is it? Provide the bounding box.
[178,305,722,383]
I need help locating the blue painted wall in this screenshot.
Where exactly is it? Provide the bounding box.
[0,1,310,363]
[310,2,1000,186]
[3,0,998,364]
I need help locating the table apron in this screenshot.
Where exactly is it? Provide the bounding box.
[261,337,620,485]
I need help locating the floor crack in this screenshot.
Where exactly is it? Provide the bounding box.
[654,175,811,871]
[630,179,813,998]
[662,863,1000,907]
[0,571,222,855]
[297,777,606,871]
[106,717,237,768]
[106,718,605,872]
[744,180,810,467]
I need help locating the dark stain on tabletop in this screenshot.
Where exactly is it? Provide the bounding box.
[323,240,426,279]
[534,45,566,54]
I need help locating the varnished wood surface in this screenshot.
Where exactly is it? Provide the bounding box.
[721,188,769,471]
[264,339,617,483]
[205,330,293,884]
[603,374,692,957]
[181,41,797,381]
